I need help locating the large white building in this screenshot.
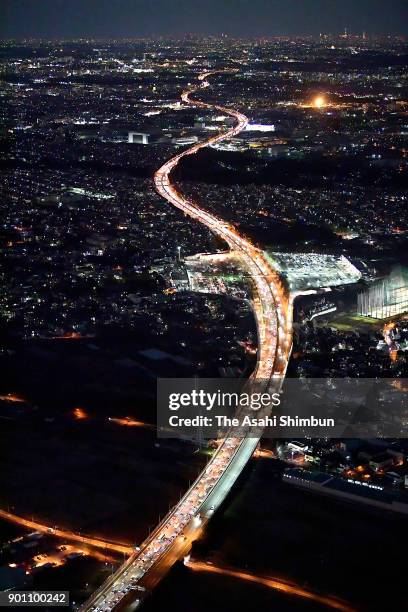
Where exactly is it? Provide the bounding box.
[128,131,149,144]
[358,266,408,319]
[266,252,361,291]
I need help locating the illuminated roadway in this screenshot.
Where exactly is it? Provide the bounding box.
[0,509,132,556]
[80,70,292,612]
[186,560,355,612]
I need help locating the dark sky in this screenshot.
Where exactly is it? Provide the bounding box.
[1,0,407,39]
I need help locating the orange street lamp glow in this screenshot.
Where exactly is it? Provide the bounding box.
[314,95,326,108]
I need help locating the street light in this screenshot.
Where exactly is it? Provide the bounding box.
[313,95,326,109]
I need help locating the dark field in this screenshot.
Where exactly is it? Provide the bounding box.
[0,405,207,544]
[145,456,407,612]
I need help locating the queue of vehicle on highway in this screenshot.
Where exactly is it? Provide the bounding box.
[87,438,247,612]
[82,70,290,612]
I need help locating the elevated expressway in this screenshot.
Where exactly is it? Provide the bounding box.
[81,71,292,612]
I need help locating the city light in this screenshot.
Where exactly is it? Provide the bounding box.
[313,95,326,108]
[2,19,407,612]
[80,69,292,612]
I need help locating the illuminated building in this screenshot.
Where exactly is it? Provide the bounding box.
[357,266,408,319]
[128,131,149,144]
[266,252,361,291]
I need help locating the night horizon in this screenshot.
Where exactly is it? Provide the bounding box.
[0,0,407,39]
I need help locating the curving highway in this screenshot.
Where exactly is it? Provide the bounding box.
[80,70,292,612]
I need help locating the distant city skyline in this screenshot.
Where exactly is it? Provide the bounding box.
[0,0,407,39]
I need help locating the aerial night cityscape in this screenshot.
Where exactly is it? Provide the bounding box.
[0,1,407,611]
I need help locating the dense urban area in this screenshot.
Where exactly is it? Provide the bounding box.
[1,33,408,612]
